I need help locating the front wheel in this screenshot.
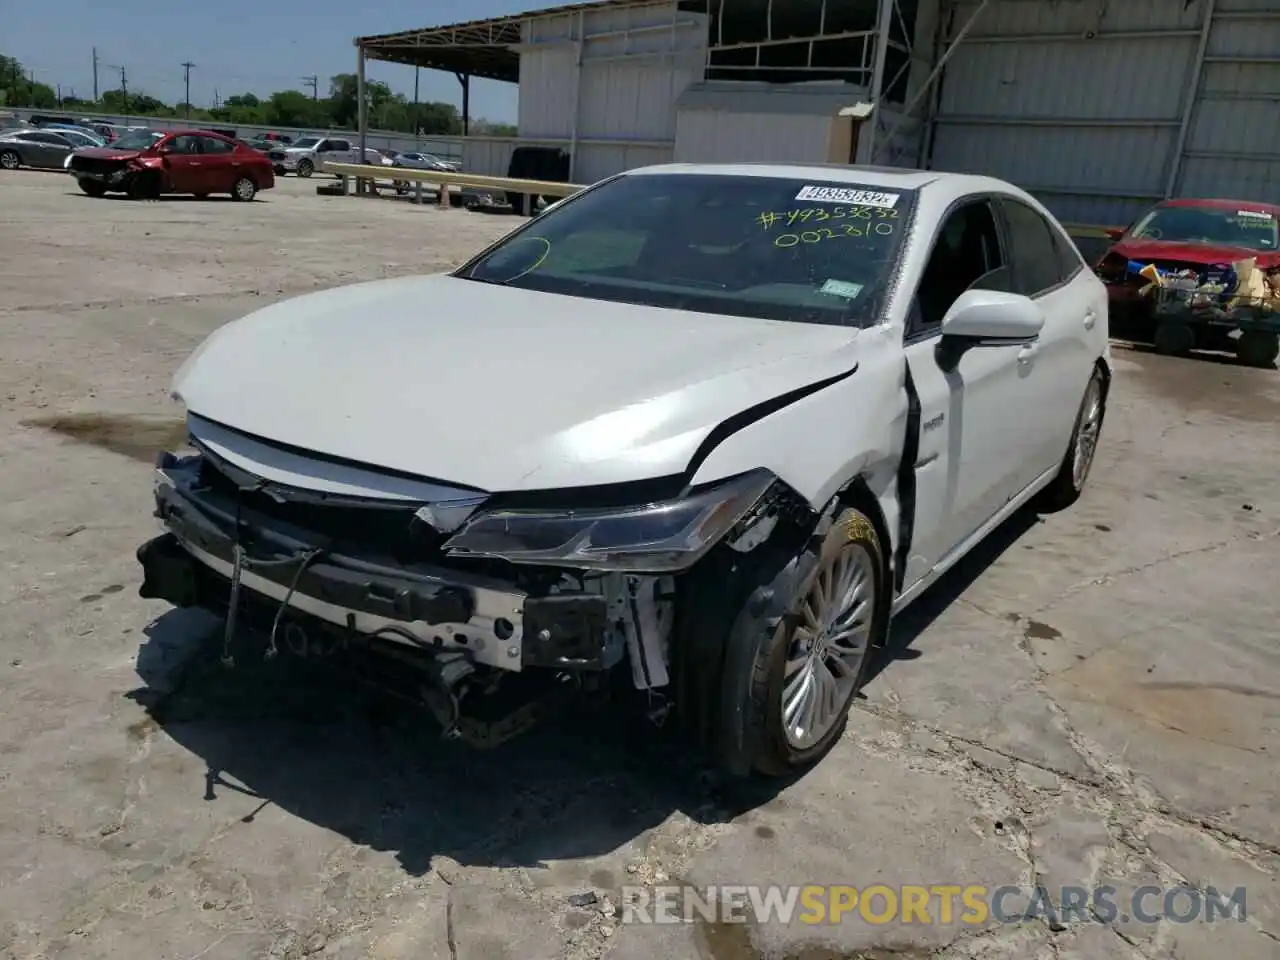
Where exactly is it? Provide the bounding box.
[0,150,20,170]
[297,159,314,178]
[231,177,257,201]
[679,506,886,778]
[1236,330,1279,369]
[1038,367,1107,512]
[77,178,106,197]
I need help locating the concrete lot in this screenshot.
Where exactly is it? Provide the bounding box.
[1,171,1277,960]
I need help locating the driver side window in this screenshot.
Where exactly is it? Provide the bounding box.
[911,199,1007,337]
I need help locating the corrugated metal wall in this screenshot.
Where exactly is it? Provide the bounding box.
[1174,0,1280,202]
[517,0,708,182]
[927,0,1278,225]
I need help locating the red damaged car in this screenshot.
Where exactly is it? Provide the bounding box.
[1095,198,1280,316]
[68,128,275,201]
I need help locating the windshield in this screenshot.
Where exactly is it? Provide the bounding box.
[1130,205,1277,252]
[293,137,320,149]
[112,129,163,150]
[458,173,915,326]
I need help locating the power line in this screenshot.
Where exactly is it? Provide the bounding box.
[181,61,195,118]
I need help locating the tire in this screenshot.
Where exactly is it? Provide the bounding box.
[1153,320,1194,356]
[678,506,886,779]
[194,192,209,200]
[0,150,20,170]
[77,178,106,197]
[297,159,314,178]
[1236,330,1279,369]
[1038,367,1107,512]
[125,170,160,200]
[231,177,256,201]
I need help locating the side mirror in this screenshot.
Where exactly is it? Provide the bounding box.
[940,289,1045,342]
[1104,226,1125,241]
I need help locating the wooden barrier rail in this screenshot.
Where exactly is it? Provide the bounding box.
[319,160,1123,238]
[319,161,587,209]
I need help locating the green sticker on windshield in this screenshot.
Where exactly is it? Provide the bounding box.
[820,279,864,299]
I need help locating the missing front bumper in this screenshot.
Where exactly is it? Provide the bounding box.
[142,460,621,673]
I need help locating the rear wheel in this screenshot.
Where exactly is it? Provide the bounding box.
[77,178,106,197]
[297,159,314,178]
[1038,367,1106,512]
[231,177,257,201]
[0,150,20,170]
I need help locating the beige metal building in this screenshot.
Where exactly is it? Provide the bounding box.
[356,0,1279,226]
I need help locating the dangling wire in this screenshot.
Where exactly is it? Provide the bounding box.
[265,548,323,660]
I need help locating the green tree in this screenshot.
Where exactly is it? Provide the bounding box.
[265,90,325,128]
[0,53,57,108]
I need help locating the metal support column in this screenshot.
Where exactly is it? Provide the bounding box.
[1165,0,1216,197]
[858,0,897,164]
[569,9,585,181]
[356,41,368,195]
[454,72,471,137]
[875,0,990,166]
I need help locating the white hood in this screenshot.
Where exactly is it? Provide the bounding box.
[173,274,862,492]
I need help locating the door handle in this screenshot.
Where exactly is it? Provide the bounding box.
[1083,310,1097,330]
[1017,342,1039,364]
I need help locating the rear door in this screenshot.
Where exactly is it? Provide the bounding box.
[195,135,238,192]
[162,135,209,193]
[994,197,1098,483]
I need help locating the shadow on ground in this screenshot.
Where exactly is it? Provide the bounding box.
[123,502,1037,882]
[127,612,794,879]
[865,507,1041,686]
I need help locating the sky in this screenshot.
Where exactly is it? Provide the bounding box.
[8,0,535,123]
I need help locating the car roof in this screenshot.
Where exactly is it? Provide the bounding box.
[1158,197,1280,216]
[620,162,1034,207]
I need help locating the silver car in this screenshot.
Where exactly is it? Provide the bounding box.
[0,129,78,170]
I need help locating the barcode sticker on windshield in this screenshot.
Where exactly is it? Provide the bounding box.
[795,185,900,208]
[1238,210,1273,219]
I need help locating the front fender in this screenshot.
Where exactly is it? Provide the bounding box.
[688,328,909,556]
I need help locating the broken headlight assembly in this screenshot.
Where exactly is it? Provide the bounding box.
[441,468,780,573]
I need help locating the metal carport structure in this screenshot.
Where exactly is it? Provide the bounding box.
[353,0,1279,223]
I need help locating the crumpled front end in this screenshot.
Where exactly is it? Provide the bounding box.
[68,153,136,187]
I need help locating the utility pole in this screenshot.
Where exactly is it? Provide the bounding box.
[301,75,318,100]
[92,47,99,100]
[181,61,195,118]
[107,65,128,118]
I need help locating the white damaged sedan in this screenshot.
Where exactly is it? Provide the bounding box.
[139,163,1110,777]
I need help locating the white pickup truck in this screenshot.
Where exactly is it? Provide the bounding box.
[268,135,357,178]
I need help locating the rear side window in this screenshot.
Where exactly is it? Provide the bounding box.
[199,136,234,154]
[999,198,1065,296]
[1051,229,1084,281]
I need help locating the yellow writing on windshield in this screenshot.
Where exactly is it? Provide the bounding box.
[773,222,896,248]
[756,205,899,230]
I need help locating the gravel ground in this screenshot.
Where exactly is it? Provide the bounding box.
[1,170,1278,960]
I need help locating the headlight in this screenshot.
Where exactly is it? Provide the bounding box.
[441,469,778,573]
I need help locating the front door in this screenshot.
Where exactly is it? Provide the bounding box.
[899,197,1048,586]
